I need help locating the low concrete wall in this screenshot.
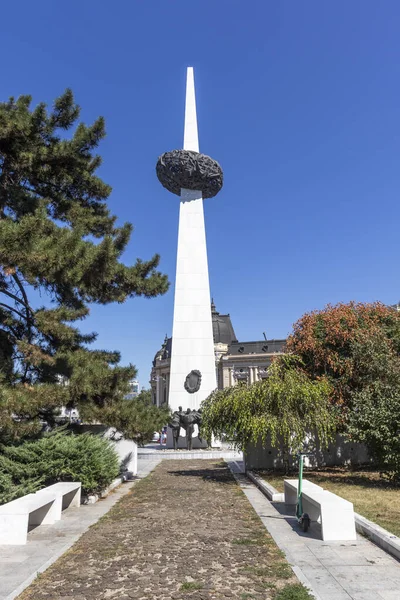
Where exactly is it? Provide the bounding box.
[355,513,400,561]
[244,433,371,471]
[109,433,138,477]
[246,471,284,501]
[77,424,138,476]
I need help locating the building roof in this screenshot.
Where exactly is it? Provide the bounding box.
[211,300,238,345]
[152,334,172,366]
[152,302,285,364]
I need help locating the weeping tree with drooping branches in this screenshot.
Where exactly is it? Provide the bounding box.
[0,90,169,442]
[201,356,335,465]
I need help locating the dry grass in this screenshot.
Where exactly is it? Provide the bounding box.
[260,468,400,537]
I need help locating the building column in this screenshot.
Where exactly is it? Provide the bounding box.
[165,373,170,405]
[156,376,161,407]
[253,367,258,383]
[249,367,254,385]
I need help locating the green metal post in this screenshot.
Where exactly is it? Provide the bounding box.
[297,453,304,519]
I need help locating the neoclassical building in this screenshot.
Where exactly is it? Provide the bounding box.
[150,301,286,406]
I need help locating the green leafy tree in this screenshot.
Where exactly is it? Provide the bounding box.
[346,331,400,482]
[0,90,169,440]
[102,389,171,446]
[201,356,335,462]
[286,302,400,479]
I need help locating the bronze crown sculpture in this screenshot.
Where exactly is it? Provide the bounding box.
[156,149,223,198]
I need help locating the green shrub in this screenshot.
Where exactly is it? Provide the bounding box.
[346,332,400,483]
[0,429,119,504]
[0,471,44,504]
[274,584,313,600]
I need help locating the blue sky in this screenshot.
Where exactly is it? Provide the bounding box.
[1,1,400,385]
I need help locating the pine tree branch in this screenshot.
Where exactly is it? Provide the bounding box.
[12,273,32,317]
[0,157,11,211]
[10,273,35,354]
[0,277,35,379]
[0,284,34,314]
[5,324,19,339]
[0,284,35,377]
[0,301,26,321]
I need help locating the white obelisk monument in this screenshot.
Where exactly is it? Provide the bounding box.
[168,68,217,415]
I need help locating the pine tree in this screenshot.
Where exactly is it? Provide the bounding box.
[0,90,169,441]
[102,388,170,446]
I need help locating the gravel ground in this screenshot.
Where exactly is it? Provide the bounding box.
[18,460,300,600]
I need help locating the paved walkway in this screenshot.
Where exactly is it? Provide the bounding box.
[229,461,400,600]
[3,458,400,600]
[0,459,161,600]
[17,460,301,600]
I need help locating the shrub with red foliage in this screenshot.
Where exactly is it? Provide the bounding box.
[286,301,400,408]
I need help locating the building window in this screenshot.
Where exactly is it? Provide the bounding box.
[234,367,249,385]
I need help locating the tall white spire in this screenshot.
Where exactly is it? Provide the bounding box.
[167,68,217,435]
[183,67,199,152]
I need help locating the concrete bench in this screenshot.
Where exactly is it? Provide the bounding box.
[284,478,356,541]
[36,482,81,516]
[0,482,81,546]
[0,492,57,545]
[302,489,357,541]
[284,478,324,505]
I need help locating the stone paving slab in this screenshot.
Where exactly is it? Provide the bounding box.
[0,459,161,600]
[16,459,302,600]
[227,461,400,600]
[138,445,242,461]
[138,450,243,460]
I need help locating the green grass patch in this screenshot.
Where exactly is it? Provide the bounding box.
[244,564,292,580]
[274,583,313,599]
[233,537,258,545]
[180,581,202,592]
[262,582,277,590]
[232,535,267,546]
[270,563,292,579]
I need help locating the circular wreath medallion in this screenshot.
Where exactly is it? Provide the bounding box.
[184,369,202,394]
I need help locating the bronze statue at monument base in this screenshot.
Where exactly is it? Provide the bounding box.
[169,407,206,450]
